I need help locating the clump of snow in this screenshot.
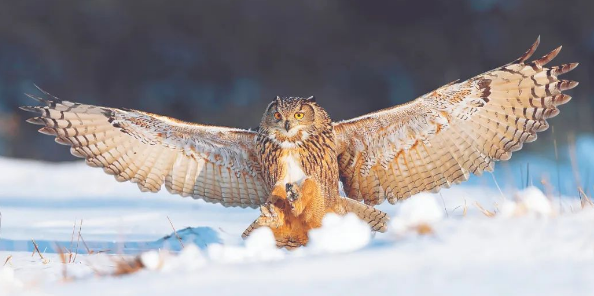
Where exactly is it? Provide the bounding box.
[208,227,284,263]
[140,245,208,272]
[390,193,445,235]
[0,266,23,295]
[138,227,284,269]
[308,213,371,253]
[500,187,554,217]
[139,251,163,271]
[244,227,276,251]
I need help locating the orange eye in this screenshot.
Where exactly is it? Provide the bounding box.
[274,112,282,120]
[294,112,304,120]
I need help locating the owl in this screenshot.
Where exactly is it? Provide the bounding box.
[21,37,577,248]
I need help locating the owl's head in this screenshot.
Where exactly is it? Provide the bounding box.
[260,96,331,146]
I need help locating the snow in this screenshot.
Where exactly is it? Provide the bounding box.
[389,193,445,235]
[208,227,285,263]
[500,187,555,217]
[307,213,371,253]
[1,156,594,296]
[0,267,23,295]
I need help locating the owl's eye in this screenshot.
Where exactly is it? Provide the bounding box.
[274,112,282,120]
[294,112,305,120]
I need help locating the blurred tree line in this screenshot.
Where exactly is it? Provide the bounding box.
[0,0,591,161]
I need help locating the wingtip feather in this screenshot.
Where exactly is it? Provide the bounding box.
[24,93,49,105]
[26,117,45,125]
[533,46,562,67]
[552,63,579,76]
[33,84,63,103]
[513,36,541,64]
[38,127,56,135]
[19,106,40,113]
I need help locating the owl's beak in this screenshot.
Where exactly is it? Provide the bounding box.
[284,120,292,132]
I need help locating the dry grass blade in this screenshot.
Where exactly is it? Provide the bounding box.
[31,239,49,264]
[68,219,77,262]
[541,176,555,202]
[474,201,496,217]
[578,187,594,209]
[79,233,94,254]
[526,163,532,188]
[3,255,12,266]
[167,216,184,248]
[439,192,448,218]
[72,219,83,263]
[490,172,506,201]
[56,244,69,281]
[552,126,561,199]
[568,133,582,190]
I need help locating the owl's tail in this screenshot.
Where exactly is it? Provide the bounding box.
[341,197,389,232]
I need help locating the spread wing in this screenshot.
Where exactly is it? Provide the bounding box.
[334,37,578,205]
[21,91,267,208]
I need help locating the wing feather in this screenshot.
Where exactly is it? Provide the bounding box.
[21,93,267,208]
[334,37,578,205]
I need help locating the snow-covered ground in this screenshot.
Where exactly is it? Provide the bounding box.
[0,157,593,296]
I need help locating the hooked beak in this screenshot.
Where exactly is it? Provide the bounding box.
[284,120,291,132]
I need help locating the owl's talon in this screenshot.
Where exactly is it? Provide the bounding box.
[256,202,282,228]
[260,204,272,218]
[286,183,301,204]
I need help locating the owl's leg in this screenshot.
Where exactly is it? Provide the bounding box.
[257,202,284,228]
[241,202,284,239]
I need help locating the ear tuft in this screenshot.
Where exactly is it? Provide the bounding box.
[305,96,316,103]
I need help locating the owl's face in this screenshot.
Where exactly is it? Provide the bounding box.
[260,96,330,147]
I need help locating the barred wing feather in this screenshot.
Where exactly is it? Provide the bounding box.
[21,93,267,208]
[334,37,578,205]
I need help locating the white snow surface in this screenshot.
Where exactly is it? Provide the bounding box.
[0,157,593,296]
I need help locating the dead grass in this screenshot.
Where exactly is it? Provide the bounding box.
[72,220,83,263]
[31,239,49,264]
[474,201,496,217]
[415,223,434,235]
[167,216,185,249]
[578,187,594,209]
[56,244,70,281]
[113,256,145,276]
[79,233,94,255]
[3,255,12,266]
[439,192,449,218]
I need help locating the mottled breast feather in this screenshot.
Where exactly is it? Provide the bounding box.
[21,90,267,208]
[333,37,578,205]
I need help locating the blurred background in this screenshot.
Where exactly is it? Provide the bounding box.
[0,0,591,165]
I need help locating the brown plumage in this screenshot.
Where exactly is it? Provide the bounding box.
[21,37,577,248]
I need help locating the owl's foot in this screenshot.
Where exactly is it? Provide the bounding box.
[286,182,304,217]
[285,182,301,204]
[242,202,285,239]
[256,202,283,228]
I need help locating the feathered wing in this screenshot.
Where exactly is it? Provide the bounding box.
[334,37,578,205]
[21,92,267,208]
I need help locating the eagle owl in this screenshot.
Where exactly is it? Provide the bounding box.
[22,37,578,248]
